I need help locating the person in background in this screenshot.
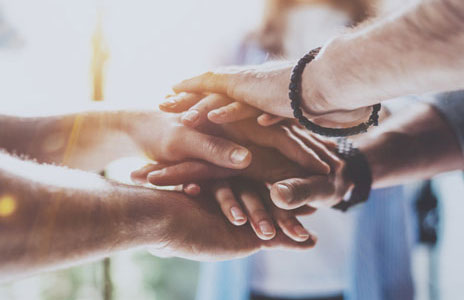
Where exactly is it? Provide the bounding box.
[180,1,414,299]
[167,0,464,131]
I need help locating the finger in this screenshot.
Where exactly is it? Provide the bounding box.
[180,130,252,169]
[147,161,239,186]
[183,183,201,196]
[290,126,343,170]
[272,207,313,242]
[212,181,247,226]
[257,185,313,242]
[173,72,230,95]
[276,126,330,174]
[257,113,285,126]
[270,176,338,210]
[131,163,169,184]
[263,229,317,250]
[294,205,317,216]
[208,102,261,124]
[234,183,276,240]
[225,121,329,174]
[159,92,205,113]
[180,94,232,128]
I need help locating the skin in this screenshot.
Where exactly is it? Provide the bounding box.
[0,111,253,172]
[165,0,464,125]
[137,102,464,211]
[0,109,328,280]
[131,120,337,242]
[0,152,315,282]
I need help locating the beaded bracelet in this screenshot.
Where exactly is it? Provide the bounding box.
[289,47,381,137]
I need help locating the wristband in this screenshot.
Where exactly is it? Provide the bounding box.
[332,138,372,212]
[289,47,381,137]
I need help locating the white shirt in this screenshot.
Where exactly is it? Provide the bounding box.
[250,207,357,298]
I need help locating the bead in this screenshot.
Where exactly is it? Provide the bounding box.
[289,47,381,137]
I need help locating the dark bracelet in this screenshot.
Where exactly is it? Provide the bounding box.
[289,47,381,137]
[332,138,372,212]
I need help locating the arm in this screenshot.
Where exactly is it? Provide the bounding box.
[359,102,464,188]
[304,0,464,112]
[170,0,464,123]
[0,110,252,172]
[0,112,136,171]
[270,101,464,209]
[0,152,313,281]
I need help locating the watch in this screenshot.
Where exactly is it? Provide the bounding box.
[332,138,373,212]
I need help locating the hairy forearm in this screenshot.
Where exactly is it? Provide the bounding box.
[0,112,139,171]
[0,152,171,281]
[303,0,464,111]
[357,103,464,188]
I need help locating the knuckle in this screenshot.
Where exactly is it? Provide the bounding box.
[289,180,311,202]
[249,208,269,221]
[163,126,185,157]
[203,136,227,158]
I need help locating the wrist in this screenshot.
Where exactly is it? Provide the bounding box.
[332,138,372,211]
[115,185,175,249]
[300,37,357,114]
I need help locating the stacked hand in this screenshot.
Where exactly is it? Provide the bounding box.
[128,96,355,247]
[160,62,373,128]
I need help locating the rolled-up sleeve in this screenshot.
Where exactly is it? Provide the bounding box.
[427,91,464,157]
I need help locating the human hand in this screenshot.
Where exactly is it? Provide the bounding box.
[206,178,317,242]
[131,147,319,243]
[121,111,251,170]
[160,91,284,127]
[270,150,352,210]
[130,121,341,186]
[145,189,316,261]
[167,62,372,127]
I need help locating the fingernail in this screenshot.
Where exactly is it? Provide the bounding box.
[293,225,310,239]
[258,221,274,236]
[147,170,163,182]
[230,207,246,223]
[181,110,199,123]
[185,184,201,195]
[276,183,293,203]
[209,109,226,118]
[160,99,177,108]
[230,148,249,164]
[131,176,146,185]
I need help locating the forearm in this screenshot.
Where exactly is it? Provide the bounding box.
[0,152,171,281]
[303,0,464,111]
[357,103,464,188]
[0,111,139,171]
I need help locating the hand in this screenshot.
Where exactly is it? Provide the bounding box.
[270,153,352,210]
[145,189,316,261]
[160,93,284,127]
[168,62,372,127]
[121,111,251,170]
[131,147,320,243]
[208,178,317,242]
[130,124,340,186]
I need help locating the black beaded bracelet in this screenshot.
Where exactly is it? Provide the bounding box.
[289,47,381,137]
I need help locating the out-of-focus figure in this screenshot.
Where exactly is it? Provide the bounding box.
[195,1,415,300]
[0,7,22,50]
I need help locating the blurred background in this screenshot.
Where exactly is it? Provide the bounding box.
[1,0,464,300]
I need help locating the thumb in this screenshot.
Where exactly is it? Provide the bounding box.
[270,176,335,210]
